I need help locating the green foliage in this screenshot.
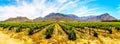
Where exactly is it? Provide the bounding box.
[0,22,52,34]
[101,27,112,34]
[3,25,9,29]
[0,22,120,40]
[9,26,14,30]
[16,26,22,33]
[59,23,76,40]
[45,24,55,39]
[108,28,112,34]
[28,27,34,35]
[115,26,120,31]
[68,29,76,40]
[16,28,21,33]
[92,30,98,37]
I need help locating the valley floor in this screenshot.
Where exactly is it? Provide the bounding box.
[0,24,120,44]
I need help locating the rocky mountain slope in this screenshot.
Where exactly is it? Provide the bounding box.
[5,13,117,22]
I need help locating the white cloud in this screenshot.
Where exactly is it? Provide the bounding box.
[71,6,98,16]
[57,0,67,3]
[117,5,120,14]
[0,0,96,21]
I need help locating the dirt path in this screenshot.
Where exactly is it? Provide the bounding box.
[0,28,34,44]
[54,24,69,44]
[30,24,54,44]
[0,31,24,44]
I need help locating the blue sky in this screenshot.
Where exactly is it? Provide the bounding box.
[0,0,120,21]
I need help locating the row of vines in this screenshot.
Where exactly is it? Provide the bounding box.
[0,22,120,40]
[61,22,120,38]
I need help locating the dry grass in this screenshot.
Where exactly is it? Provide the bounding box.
[0,25,120,44]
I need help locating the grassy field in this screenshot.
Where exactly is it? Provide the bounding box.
[0,22,120,44]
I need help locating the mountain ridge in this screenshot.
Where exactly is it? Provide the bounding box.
[4,13,117,22]
[80,13,117,21]
[5,16,31,22]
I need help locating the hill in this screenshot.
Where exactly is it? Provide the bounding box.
[5,17,31,22]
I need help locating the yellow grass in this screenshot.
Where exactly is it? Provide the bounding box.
[0,24,120,44]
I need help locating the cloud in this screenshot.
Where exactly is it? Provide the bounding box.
[57,0,67,3]
[0,0,96,21]
[117,5,120,14]
[70,6,98,16]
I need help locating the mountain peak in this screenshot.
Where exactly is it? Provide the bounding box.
[48,13,64,15]
[99,13,117,20]
[67,14,79,19]
[79,13,117,21]
[45,13,68,18]
[98,13,113,18]
[100,13,110,16]
[43,13,79,22]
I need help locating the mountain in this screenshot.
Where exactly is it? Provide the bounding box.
[33,17,46,22]
[67,14,79,19]
[79,16,96,21]
[4,13,117,22]
[33,13,117,22]
[44,13,76,19]
[79,13,117,21]
[5,17,31,22]
[43,13,79,22]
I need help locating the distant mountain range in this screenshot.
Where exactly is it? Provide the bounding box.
[5,17,31,22]
[79,13,117,21]
[4,13,117,22]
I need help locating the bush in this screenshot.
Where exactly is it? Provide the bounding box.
[92,30,98,37]
[45,25,54,39]
[28,27,34,35]
[9,26,13,30]
[16,26,21,32]
[108,28,112,34]
[68,29,76,40]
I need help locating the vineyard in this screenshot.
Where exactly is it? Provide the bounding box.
[0,22,120,44]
